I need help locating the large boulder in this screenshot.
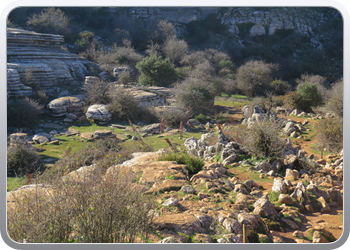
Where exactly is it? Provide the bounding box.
[47,96,84,117]
[272,178,289,194]
[85,104,111,123]
[253,195,279,218]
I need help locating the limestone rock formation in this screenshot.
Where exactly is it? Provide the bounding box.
[7,28,90,97]
[47,95,84,117]
[7,68,32,97]
[85,104,112,124]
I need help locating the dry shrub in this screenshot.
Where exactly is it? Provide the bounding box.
[7,137,43,177]
[117,70,131,84]
[223,124,248,146]
[8,167,155,243]
[224,120,285,161]
[174,78,214,115]
[162,37,189,65]
[107,88,142,121]
[83,79,112,105]
[7,97,44,128]
[155,107,188,128]
[236,60,277,97]
[243,120,286,160]
[314,118,343,153]
[326,79,343,117]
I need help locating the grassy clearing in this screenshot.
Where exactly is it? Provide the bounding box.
[309,143,333,156]
[228,165,274,184]
[214,99,250,108]
[7,177,26,191]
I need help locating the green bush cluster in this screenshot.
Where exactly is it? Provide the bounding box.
[136,54,178,87]
[158,151,204,175]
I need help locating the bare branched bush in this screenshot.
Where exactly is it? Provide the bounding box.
[244,120,286,160]
[84,79,112,105]
[117,70,131,84]
[251,95,274,112]
[223,78,238,95]
[158,19,176,40]
[155,107,189,128]
[181,49,230,69]
[145,41,162,56]
[8,168,155,243]
[32,90,50,106]
[326,79,343,117]
[39,138,153,182]
[174,78,214,115]
[162,37,189,65]
[236,60,277,97]
[107,88,158,123]
[26,8,70,37]
[107,88,142,121]
[189,60,214,80]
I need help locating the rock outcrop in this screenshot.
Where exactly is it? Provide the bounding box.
[7,28,89,97]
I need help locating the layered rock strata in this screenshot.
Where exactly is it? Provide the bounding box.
[7,28,89,97]
[47,95,84,117]
[7,68,32,97]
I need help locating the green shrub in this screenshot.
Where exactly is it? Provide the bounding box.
[158,151,204,175]
[267,191,280,202]
[270,79,291,95]
[136,54,178,87]
[7,138,43,177]
[289,81,323,112]
[194,114,209,124]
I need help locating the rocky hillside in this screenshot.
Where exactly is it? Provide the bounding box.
[8,7,343,84]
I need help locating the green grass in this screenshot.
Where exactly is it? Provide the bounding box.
[231,164,274,184]
[158,151,204,175]
[214,96,251,108]
[309,143,333,156]
[7,176,26,191]
[267,191,280,202]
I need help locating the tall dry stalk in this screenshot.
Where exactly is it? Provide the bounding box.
[160,117,165,133]
[179,121,184,138]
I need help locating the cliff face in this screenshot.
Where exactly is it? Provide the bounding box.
[7,28,89,97]
[111,7,331,37]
